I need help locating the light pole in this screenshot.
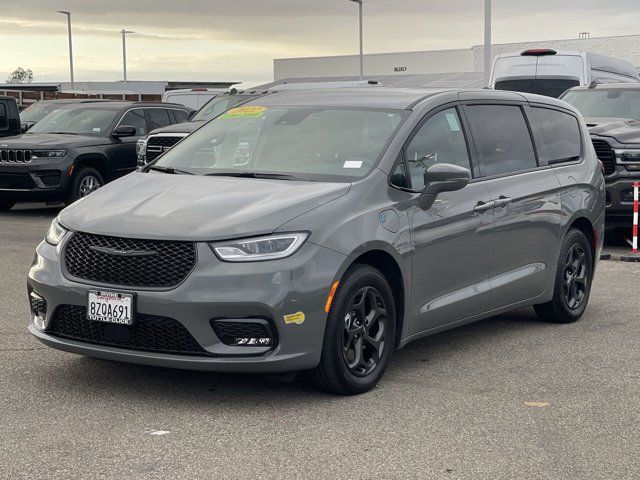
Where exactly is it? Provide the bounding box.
[57,11,74,88]
[484,0,492,86]
[121,29,135,84]
[348,0,364,80]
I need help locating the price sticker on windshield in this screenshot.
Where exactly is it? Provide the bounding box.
[220,106,267,119]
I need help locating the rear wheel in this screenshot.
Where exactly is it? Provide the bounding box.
[311,264,396,395]
[0,201,15,211]
[66,167,104,205]
[534,228,593,323]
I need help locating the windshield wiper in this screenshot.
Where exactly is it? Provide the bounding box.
[204,171,299,180]
[147,165,194,175]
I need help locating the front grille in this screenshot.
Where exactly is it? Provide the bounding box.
[146,136,184,162]
[0,149,32,163]
[0,173,36,189]
[49,305,208,355]
[592,139,616,175]
[64,232,197,288]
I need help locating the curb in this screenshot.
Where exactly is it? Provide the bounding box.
[620,254,640,262]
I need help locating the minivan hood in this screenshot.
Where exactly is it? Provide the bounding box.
[0,133,103,149]
[59,172,350,241]
[586,117,640,144]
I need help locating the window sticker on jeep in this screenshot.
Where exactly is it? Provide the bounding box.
[92,127,101,132]
[445,113,461,132]
[219,106,267,119]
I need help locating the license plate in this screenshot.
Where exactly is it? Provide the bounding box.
[87,291,134,325]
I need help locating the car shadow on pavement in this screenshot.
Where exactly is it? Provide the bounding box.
[33,306,564,405]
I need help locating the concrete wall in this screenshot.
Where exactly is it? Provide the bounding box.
[274,49,473,80]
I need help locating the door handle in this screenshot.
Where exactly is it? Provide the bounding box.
[473,200,495,213]
[494,196,512,208]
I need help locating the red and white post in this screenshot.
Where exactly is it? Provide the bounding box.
[633,181,639,254]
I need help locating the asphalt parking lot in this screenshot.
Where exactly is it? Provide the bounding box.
[1,205,639,480]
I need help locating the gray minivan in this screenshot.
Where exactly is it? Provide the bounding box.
[28,88,605,394]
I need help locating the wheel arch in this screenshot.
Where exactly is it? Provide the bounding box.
[72,154,110,182]
[337,244,408,347]
[566,215,597,267]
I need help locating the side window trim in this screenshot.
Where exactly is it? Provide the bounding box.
[461,102,543,181]
[389,103,478,192]
[527,103,584,166]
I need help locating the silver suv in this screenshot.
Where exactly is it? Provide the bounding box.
[28,88,605,394]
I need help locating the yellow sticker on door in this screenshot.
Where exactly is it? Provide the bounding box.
[284,312,305,325]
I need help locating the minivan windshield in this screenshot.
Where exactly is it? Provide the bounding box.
[562,89,640,120]
[27,107,119,135]
[191,95,257,122]
[154,105,406,182]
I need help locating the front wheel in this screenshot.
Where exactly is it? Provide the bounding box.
[534,228,593,323]
[311,264,396,395]
[66,167,104,205]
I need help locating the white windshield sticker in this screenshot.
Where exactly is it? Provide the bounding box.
[92,127,101,132]
[343,160,363,169]
[445,113,460,132]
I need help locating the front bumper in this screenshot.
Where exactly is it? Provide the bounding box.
[27,236,346,373]
[0,157,72,201]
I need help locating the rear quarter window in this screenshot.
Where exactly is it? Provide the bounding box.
[530,107,581,163]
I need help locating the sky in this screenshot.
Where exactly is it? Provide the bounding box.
[2,0,640,88]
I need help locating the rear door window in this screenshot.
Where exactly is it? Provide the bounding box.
[530,107,581,163]
[465,104,538,177]
[0,103,7,131]
[147,109,172,130]
[404,108,472,190]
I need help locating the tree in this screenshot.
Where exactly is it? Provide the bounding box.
[7,67,34,84]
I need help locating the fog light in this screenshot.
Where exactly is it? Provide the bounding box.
[234,337,272,346]
[29,292,47,330]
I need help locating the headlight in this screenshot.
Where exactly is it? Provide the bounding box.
[136,138,148,157]
[45,218,68,246]
[210,232,309,262]
[32,150,67,159]
[616,149,640,163]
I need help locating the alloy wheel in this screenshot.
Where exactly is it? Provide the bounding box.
[342,286,387,377]
[562,243,588,310]
[79,175,101,198]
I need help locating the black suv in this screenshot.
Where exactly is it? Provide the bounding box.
[0,101,192,211]
[562,84,640,229]
[0,96,21,139]
[138,90,269,165]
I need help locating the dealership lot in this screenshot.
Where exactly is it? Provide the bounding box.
[0,205,637,479]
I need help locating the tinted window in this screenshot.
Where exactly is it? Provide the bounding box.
[495,79,580,98]
[531,107,581,163]
[0,103,7,130]
[147,109,171,130]
[405,108,471,190]
[120,109,147,136]
[172,109,190,124]
[466,105,537,177]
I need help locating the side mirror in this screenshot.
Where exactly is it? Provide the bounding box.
[112,125,137,138]
[419,163,471,210]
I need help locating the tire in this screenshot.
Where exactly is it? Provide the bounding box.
[66,167,104,205]
[311,264,396,395]
[534,228,593,323]
[0,201,15,211]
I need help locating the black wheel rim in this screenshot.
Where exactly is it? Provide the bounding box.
[342,286,387,377]
[562,243,588,310]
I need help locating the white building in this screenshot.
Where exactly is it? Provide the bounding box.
[273,34,640,87]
